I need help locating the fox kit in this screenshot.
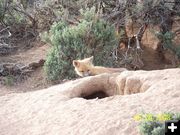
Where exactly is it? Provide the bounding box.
[73,56,127,77]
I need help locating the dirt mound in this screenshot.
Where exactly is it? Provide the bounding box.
[0,68,180,135]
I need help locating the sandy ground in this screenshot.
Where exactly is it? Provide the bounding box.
[0,68,179,135]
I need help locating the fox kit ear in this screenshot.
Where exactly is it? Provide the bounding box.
[88,56,94,64]
[73,60,79,67]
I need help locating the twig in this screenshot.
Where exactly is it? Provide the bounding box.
[0,26,10,33]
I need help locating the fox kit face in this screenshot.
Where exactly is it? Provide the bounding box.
[73,56,94,77]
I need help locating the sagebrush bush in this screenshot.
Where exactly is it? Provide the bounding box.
[155,31,180,58]
[151,126,165,135]
[43,7,118,81]
[4,75,15,86]
[139,121,163,135]
[134,112,180,135]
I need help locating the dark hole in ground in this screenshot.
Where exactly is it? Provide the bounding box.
[82,91,109,100]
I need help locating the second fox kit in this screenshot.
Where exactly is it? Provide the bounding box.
[73,56,127,77]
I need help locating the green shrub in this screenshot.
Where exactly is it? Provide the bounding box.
[0,0,26,25]
[43,7,118,81]
[134,112,180,135]
[139,121,163,135]
[155,31,180,58]
[4,75,15,86]
[173,113,180,120]
[151,126,165,135]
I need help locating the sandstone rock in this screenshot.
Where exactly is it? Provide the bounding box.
[0,68,180,135]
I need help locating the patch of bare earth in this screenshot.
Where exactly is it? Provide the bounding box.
[0,42,50,96]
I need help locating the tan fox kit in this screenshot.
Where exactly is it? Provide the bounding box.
[73,56,127,77]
